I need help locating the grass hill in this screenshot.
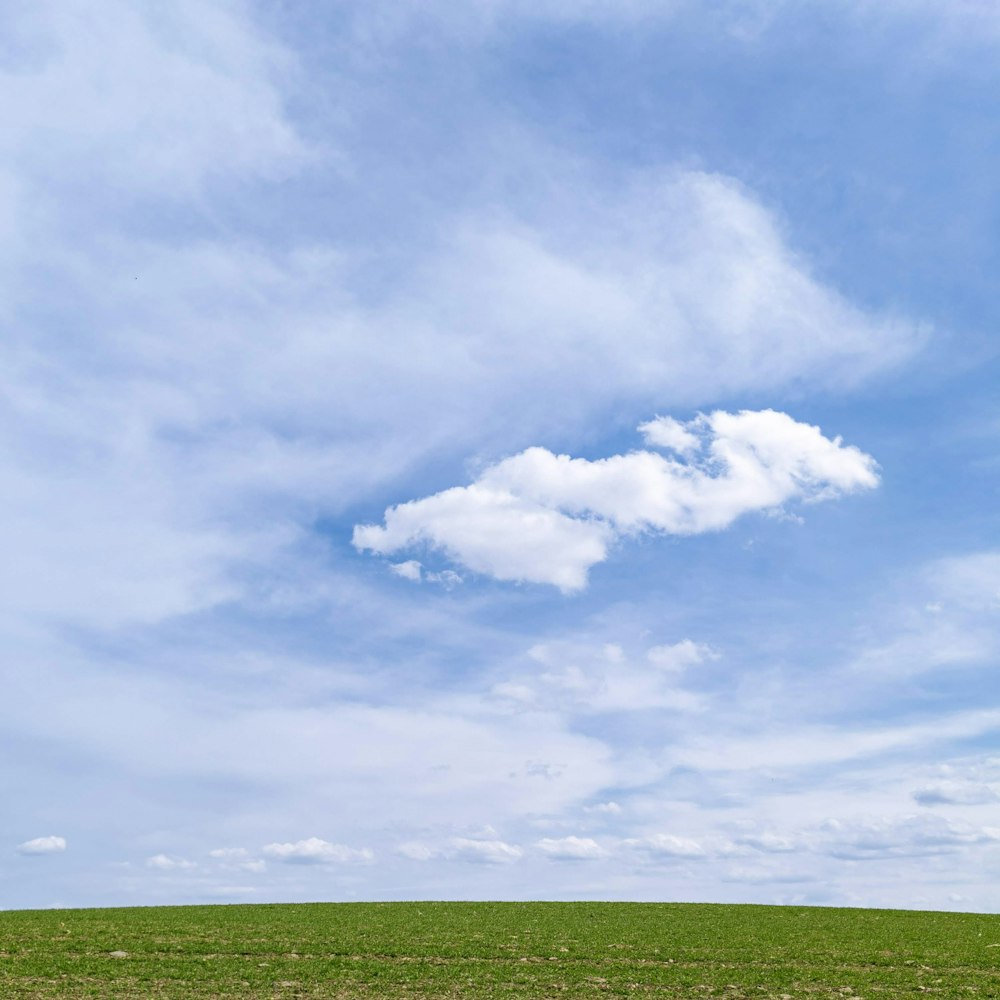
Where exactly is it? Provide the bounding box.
[1,900,997,998]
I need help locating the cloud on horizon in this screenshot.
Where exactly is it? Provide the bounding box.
[261,838,374,865]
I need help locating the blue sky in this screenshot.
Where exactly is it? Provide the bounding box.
[3,0,1000,911]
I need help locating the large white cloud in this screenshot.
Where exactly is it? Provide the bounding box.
[355,410,879,590]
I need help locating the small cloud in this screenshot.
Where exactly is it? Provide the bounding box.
[389,561,462,587]
[638,415,700,454]
[209,848,266,872]
[536,835,607,860]
[146,854,197,871]
[646,639,718,673]
[396,842,437,862]
[262,837,373,865]
[736,831,799,854]
[491,681,537,703]
[208,847,250,860]
[499,638,709,715]
[17,836,67,856]
[448,838,522,864]
[626,834,706,859]
[390,560,423,581]
[584,801,622,815]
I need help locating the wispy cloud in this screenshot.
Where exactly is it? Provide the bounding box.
[536,835,607,860]
[492,640,711,714]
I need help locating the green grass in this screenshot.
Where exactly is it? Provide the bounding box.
[1,901,998,998]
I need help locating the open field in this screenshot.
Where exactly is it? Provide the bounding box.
[1,901,998,999]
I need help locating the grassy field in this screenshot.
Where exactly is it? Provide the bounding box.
[0,901,998,998]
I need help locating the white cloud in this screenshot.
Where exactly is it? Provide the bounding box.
[146,853,197,871]
[407,170,920,411]
[356,410,878,589]
[396,842,438,862]
[490,681,537,703]
[735,831,799,854]
[208,847,250,861]
[356,484,610,591]
[395,836,525,864]
[817,815,1000,860]
[0,143,915,634]
[208,847,265,872]
[448,837,523,864]
[390,562,464,587]
[625,833,708,859]
[585,801,622,815]
[619,814,1000,869]
[17,835,66,856]
[646,639,718,673]
[261,838,374,865]
[535,835,607,860]
[638,416,701,455]
[493,639,708,714]
[390,560,423,582]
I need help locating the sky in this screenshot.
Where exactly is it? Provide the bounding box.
[3,0,1000,912]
